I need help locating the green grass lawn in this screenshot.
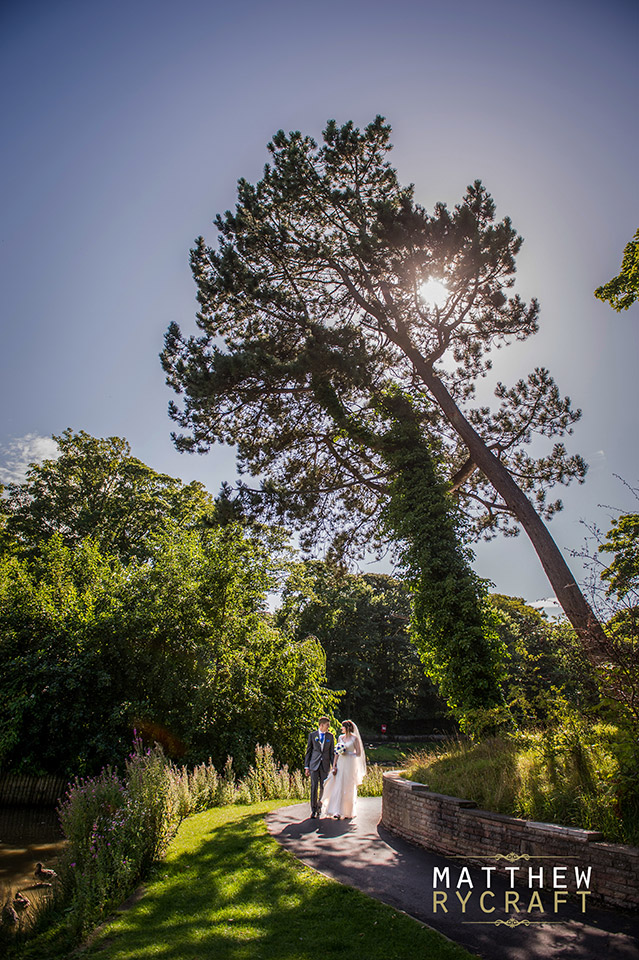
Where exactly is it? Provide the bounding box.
[75,801,476,960]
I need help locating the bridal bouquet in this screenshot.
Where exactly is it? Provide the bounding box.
[334,741,346,755]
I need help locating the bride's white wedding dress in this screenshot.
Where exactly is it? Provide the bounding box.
[321,727,366,819]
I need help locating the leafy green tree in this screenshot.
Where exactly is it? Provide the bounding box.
[277,561,448,731]
[596,507,639,725]
[0,484,13,555]
[599,513,639,599]
[573,479,639,726]
[595,228,639,311]
[0,523,335,776]
[489,594,598,723]
[161,116,604,655]
[0,536,131,774]
[381,416,504,716]
[1,428,215,561]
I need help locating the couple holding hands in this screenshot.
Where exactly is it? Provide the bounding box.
[304,717,366,819]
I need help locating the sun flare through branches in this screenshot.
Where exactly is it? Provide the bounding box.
[418,278,449,308]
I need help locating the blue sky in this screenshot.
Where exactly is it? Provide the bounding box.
[1,0,637,605]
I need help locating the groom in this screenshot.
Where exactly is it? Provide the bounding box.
[304,716,335,818]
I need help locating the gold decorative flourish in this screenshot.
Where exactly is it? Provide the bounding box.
[454,852,578,860]
[463,920,565,927]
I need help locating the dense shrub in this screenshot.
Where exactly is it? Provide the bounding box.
[0,527,337,777]
[276,562,449,732]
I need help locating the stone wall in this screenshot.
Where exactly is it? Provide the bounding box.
[381,770,639,911]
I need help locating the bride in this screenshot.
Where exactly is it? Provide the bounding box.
[321,720,366,819]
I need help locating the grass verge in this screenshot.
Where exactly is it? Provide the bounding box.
[65,801,476,960]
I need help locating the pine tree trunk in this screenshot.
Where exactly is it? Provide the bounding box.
[409,356,607,659]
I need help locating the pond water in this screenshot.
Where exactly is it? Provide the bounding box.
[0,807,66,893]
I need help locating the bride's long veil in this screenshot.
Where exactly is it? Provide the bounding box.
[351,721,367,785]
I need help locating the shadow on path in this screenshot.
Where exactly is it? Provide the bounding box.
[266,798,639,960]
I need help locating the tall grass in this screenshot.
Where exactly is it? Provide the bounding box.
[404,720,639,846]
[407,737,520,812]
[359,763,385,796]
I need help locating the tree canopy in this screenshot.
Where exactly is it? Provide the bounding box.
[600,513,639,600]
[595,228,639,312]
[277,561,449,732]
[161,116,602,649]
[0,429,215,562]
[489,594,598,725]
[0,434,337,775]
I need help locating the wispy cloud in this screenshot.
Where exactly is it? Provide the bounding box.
[0,434,60,486]
[587,450,607,473]
[529,596,561,609]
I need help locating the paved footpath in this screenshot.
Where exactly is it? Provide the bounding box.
[266,797,639,960]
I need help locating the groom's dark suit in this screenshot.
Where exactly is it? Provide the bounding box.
[304,729,335,817]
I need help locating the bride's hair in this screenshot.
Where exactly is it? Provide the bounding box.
[342,720,354,734]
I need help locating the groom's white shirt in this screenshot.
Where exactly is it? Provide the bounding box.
[317,729,326,750]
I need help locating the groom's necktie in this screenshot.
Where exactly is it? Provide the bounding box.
[319,733,324,744]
